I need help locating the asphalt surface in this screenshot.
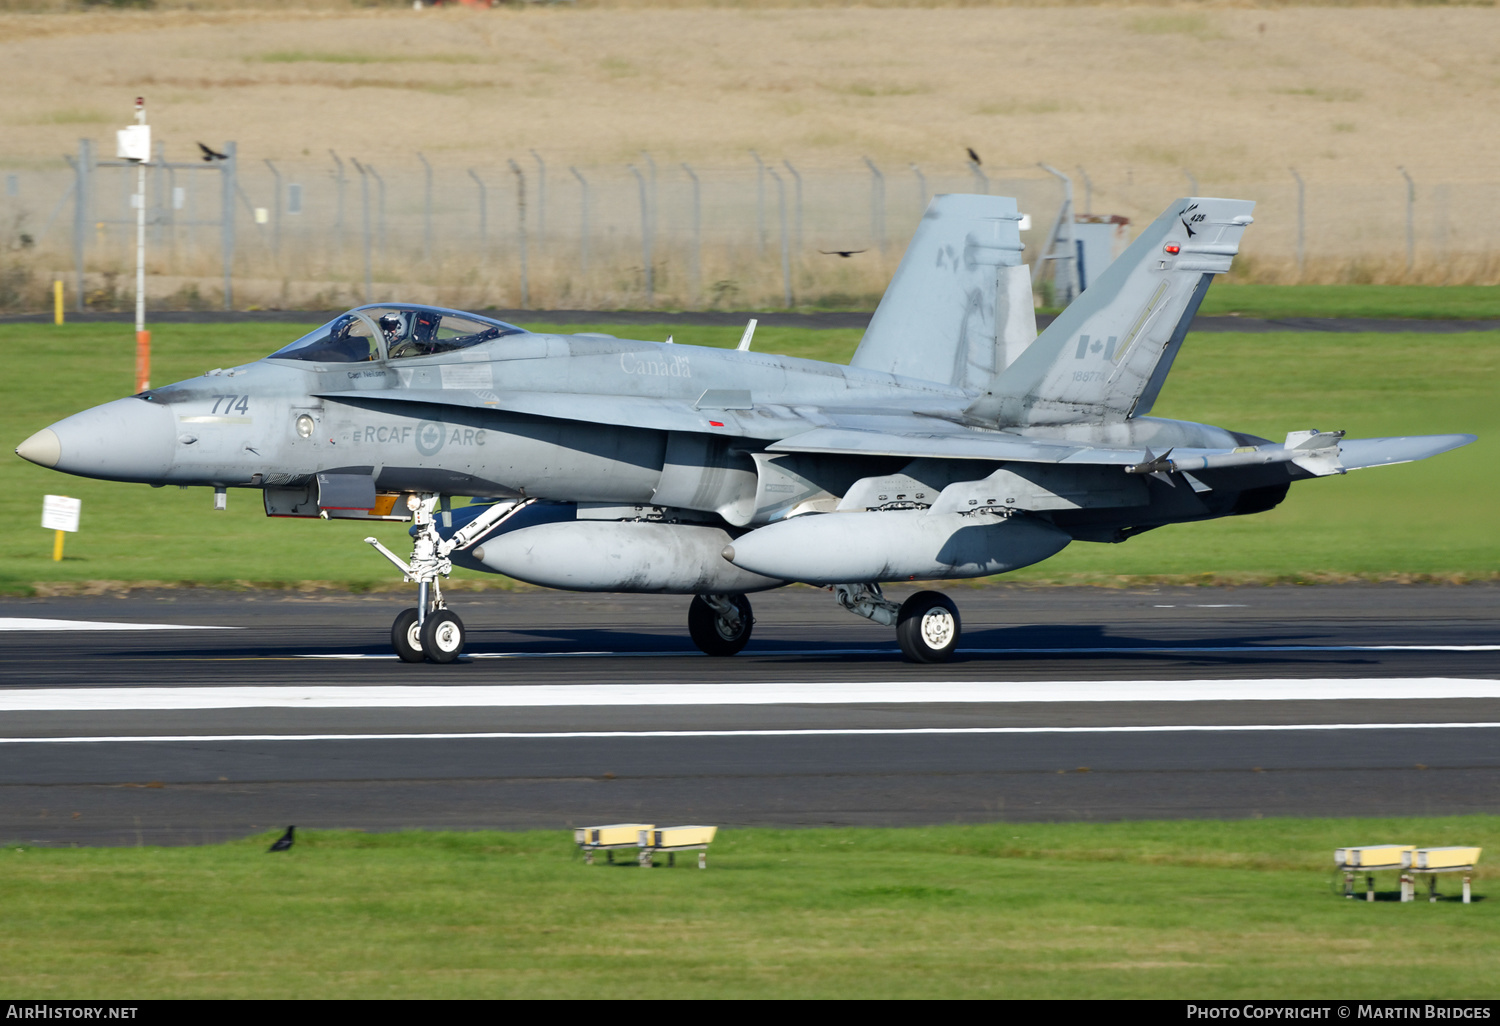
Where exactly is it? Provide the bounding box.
[4,309,1498,333]
[1,584,1496,846]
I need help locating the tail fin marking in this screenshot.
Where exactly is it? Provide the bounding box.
[971,197,1254,427]
[850,194,1028,388]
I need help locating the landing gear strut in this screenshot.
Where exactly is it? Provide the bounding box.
[688,593,754,656]
[834,583,962,663]
[365,494,530,663]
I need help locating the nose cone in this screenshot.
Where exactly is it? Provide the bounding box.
[19,397,175,483]
[15,428,61,468]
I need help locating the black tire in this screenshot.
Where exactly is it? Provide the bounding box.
[896,591,961,663]
[688,594,753,657]
[391,608,424,663]
[420,609,466,663]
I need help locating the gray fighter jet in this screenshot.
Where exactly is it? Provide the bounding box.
[16,195,1475,663]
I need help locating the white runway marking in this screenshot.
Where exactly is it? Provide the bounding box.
[1,677,1498,711]
[0,618,232,632]
[3,722,1499,745]
[298,643,1500,660]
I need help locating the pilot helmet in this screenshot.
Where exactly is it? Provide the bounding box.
[378,312,404,335]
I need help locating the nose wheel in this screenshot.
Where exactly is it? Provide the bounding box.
[421,609,466,663]
[391,608,424,663]
[365,494,531,666]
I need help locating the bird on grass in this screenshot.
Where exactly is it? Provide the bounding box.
[197,142,229,162]
[819,249,867,258]
[267,826,295,852]
[967,147,982,166]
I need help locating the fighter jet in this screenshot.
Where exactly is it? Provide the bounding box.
[15,195,1475,663]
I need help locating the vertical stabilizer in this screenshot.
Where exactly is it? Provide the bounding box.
[970,197,1254,427]
[851,194,1027,387]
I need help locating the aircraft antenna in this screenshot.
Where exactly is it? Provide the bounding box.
[737,318,758,352]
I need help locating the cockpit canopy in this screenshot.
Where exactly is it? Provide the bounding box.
[266,305,526,364]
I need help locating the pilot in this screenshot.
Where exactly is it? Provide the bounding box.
[378,311,407,347]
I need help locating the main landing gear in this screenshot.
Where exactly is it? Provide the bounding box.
[688,593,754,656]
[834,583,962,663]
[365,493,530,664]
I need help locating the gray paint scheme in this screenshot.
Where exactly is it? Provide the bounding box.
[15,194,1476,599]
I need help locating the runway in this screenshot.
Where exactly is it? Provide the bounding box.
[1,584,1496,845]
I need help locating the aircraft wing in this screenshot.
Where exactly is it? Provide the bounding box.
[319,387,1150,462]
[1337,434,1476,470]
[316,388,814,440]
[318,389,1474,471]
[767,427,1147,464]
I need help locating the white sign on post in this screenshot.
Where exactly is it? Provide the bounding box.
[116,124,151,163]
[42,495,81,533]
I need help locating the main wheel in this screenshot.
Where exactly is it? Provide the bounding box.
[420,609,466,663]
[896,591,961,663]
[688,594,753,657]
[391,607,424,663]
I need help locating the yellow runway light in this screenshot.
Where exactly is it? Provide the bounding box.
[1406,846,1481,870]
[1334,844,1414,869]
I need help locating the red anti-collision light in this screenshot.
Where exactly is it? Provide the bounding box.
[1164,244,1181,254]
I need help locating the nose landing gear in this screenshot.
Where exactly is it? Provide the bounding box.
[365,494,530,663]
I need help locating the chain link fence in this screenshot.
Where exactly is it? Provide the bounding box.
[4,142,1499,314]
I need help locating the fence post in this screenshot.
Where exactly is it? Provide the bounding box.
[682,162,701,304]
[1183,168,1199,195]
[751,150,766,257]
[70,138,89,311]
[628,164,653,306]
[783,159,803,255]
[508,158,529,308]
[1036,162,1078,306]
[1289,167,1305,279]
[911,163,927,210]
[968,158,988,195]
[769,167,791,309]
[530,149,546,244]
[468,168,487,256]
[641,150,657,232]
[369,163,386,254]
[1076,166,1093,215]
[151,139,166,252]
[264,159,282,260]
[329,149,346,250]
[163,157,177,263]
[221,141,236,310]
[417,152,433,264]
[570,166,590,282]
[352,158,373,303]
[1398,166,1415,275]
[862,157,886,253]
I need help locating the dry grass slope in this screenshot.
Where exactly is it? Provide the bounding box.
[2,2,1497,306]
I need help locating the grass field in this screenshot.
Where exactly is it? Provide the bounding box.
[3,818,1496,998]
[2,319,1494,593]
[1199,284,1500,321]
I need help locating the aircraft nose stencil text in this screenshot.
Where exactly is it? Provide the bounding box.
[352,421,487,454]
